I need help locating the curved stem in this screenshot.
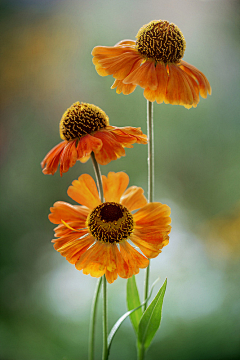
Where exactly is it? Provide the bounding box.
[102,275,108,360]
[89,277,102,360]
[143,100,154,312]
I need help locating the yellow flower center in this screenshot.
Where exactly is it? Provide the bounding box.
[87,202,134,243]
[59,102,109,141]
[136,20,186,64]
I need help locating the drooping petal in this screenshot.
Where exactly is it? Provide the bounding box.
[76,134,103,163]
[93,130,126,165]
[92,44,139,79]
[59,140,78,176]
[179,60,212,98]
[165,64,196,107]
[102,172,129,203]
[68,174,101,209]
[41,141,67,175]
[111,79,137,95]
[123,61,158,90]
[49,201,89,225]
[98,51,142,80]
[120,186,147,212]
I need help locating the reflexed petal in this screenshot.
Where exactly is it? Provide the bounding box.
[102,172,129,203]
[68,174,101,209]
[111,79,137,95]
[98,51,142,80]
[165,64,195,107]
[123,61,158,90]
[93,130,126,165]
[180,60,212,98]
[41,141,67,176]
[60,140,78,176]
[155,63,169,104]
[77,134,103,161]
[120,186,147,212]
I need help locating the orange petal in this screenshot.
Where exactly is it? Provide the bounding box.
[130,234,162,258]
[120,186,147,212]
[93,130,126,165]
[112,244,132,279]
[98,51,142,80]
[119,241,149,273]
[67,174,101,209]
[111,79,137,95]
[105,269,118,284]
[102,172,129,203]
[180,60,212,98]
[165,64,195,107]
[49,201,89,225]
[155,63,169,104]
[59,140,78,176]
[76,134,103,161]
[76,242,118,282]
[123,61,158,90]
[57,234,94,264]
[110,126,148,146]
[133,202,171,227]
[41,141,67,176]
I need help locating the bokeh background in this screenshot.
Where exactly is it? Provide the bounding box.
[1,0,240,359]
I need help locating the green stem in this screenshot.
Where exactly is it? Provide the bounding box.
[89,152,106,360]
[138,344,145,360]
[143,100,154,312]
[91,152,104,202]
[102,275,108,360]
[89,277,102,360]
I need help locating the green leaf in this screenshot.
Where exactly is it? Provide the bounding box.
[107,278,160,353]
[127,275,142,333]
[138,278,167,353]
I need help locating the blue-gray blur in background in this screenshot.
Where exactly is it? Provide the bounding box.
[0,0,240,359]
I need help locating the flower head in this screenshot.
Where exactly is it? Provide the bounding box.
[49,172,171,283]
[92,20,211,108]
[41,102,147,176]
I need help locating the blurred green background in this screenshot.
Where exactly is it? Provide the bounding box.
[1,0,240,359]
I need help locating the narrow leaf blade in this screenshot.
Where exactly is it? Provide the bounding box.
[127,275,142,333]
[138,278,167,351]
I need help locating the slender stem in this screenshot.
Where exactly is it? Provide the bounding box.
[91,152,104,202]
[89,152,106,360]
[147,100,154,203]
[89,277,102,360]
[143,100,154,312]
[102,275,108,360]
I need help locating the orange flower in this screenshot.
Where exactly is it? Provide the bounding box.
[41,102,147,176]
[49,172,171,283]
[92,20,211,108]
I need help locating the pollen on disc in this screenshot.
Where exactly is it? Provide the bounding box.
[59,102,109,141]
[136,20,186,64]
